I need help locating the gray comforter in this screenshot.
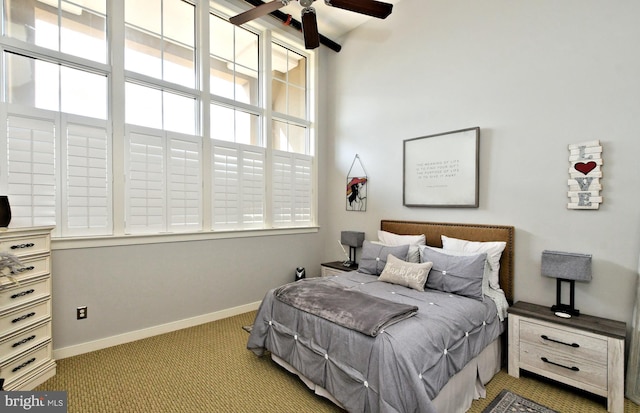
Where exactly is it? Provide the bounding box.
[247,272,504,413]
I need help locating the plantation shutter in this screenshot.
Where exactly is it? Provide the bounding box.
[5,115,57,227]
[272,150,313,227]
[62,121,111,236]
[212,141,265,230]
[126,129,166,234]
[168,133,202,232]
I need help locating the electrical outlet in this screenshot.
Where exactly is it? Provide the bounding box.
[77,306,88,320]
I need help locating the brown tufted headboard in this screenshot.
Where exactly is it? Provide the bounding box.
[380,220,515,304]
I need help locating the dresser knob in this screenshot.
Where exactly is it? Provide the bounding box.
[10,243,35,249]
[12,357,36,373]
[12,335,36,348]
[10,289,35,299]
[11,312,36,323]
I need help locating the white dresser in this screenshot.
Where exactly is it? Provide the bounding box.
[0,226,55,390]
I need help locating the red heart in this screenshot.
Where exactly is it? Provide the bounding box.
[574,161,597,175]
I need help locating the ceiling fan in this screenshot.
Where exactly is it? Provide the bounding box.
[229,0,393,50]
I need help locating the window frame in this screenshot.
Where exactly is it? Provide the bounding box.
[0,0,318,249]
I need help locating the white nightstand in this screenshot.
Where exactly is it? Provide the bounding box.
[320,261,358,277]
[508,301,626,413]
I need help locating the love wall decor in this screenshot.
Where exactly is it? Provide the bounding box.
[568,140,602,210]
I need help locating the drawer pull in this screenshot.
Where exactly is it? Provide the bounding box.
[12,335,37,348]
[10,243,35,250]
[14,266,36,273]
[12,312,36,323]
[541,356,579,372]
[12,357,36,373]
[11,289,35,299]
[541,334,579,348]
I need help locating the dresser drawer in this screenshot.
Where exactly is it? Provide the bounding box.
[0,255,51,289]
[0,299,51,338]
[0,341,52,388]
[0,319,51,364]
[0,276,51,313]
[0,232,50,258]
[519,318,608,364]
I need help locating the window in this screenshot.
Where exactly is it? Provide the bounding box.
[0,0,316,242]
[2,51,111,236]
[209,14,258,105]
[4,52,108,119]
[4,0,108,64]
[125,0,195,88]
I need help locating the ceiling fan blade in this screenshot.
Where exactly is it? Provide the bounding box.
[229,0,288,26]
[302,9,320,49]
[326,0,393,19]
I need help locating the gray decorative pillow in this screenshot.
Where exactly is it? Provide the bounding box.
[358,241,410,276]
[420,246,487,301]
[379,254,433,291]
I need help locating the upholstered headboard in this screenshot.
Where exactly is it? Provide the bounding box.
[380,220,515,304]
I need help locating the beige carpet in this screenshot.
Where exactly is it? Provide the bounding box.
[36,311,640,413]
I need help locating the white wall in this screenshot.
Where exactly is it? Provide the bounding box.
[51,233,325,352]
[323,0,640,325]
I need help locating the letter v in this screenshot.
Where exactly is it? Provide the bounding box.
[574,177,593,191]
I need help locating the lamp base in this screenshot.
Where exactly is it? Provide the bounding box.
[552,278,581,317]
[551,304,580,317]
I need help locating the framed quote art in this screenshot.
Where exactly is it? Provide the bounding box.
[403,127,480,207]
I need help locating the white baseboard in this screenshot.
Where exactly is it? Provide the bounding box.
[53,301,261,360]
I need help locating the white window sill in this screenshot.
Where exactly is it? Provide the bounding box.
[52,226,320,250]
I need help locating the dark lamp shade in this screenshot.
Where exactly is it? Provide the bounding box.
[541,250,592,282]
[340,231,365,248]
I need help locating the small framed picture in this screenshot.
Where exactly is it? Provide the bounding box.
[346,176,367,211]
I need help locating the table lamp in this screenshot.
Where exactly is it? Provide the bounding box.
[541,250,592,317]
[340,231,365,267]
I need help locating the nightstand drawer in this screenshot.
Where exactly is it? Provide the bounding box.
[519,318,607,364]
[519,341,607,390]
[321,266,346,277]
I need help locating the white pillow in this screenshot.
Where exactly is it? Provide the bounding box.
[441,235,506,291]
[377,230,426,263]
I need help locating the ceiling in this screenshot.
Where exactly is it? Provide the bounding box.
[262,0,403,43]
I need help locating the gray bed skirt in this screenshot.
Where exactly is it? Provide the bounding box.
[271,335,502,413]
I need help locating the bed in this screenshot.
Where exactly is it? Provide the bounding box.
[247,220,515,413]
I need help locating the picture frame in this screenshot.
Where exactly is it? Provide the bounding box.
[403,127,480,207]
[346,176,367,211]
[346,154,368,212]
